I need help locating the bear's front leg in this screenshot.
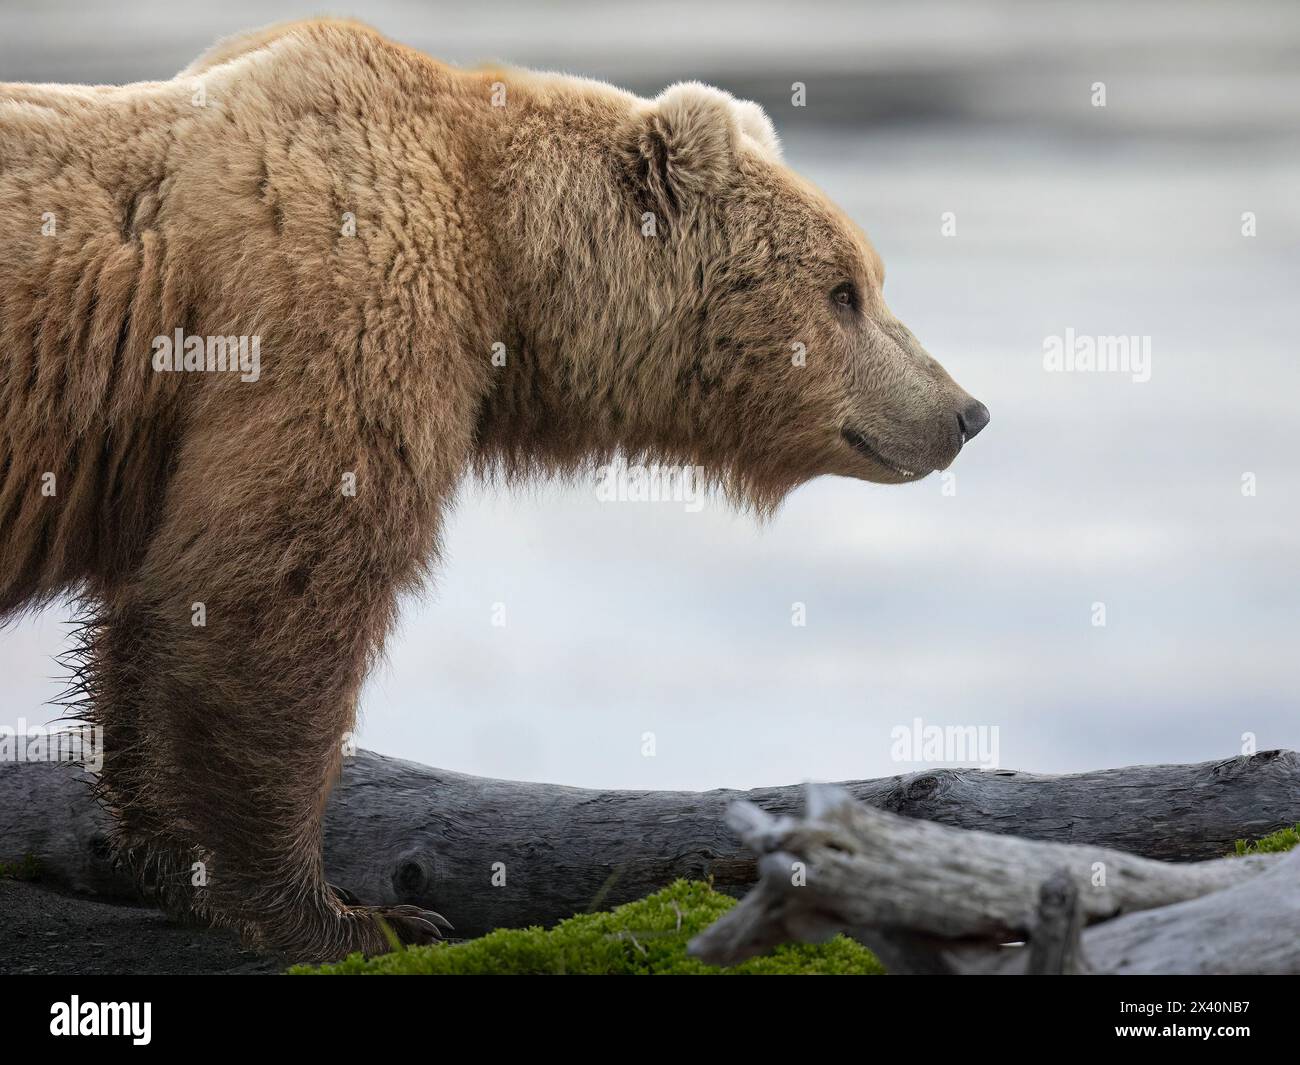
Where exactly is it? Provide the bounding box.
[93,398,458,961]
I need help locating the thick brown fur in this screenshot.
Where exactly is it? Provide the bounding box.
[0,19,985,959]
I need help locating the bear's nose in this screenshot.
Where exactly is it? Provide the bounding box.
[957,399,990,443]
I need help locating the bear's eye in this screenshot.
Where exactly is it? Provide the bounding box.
[830,282,859,313]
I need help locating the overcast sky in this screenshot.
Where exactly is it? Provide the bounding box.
[2,0,1297,790]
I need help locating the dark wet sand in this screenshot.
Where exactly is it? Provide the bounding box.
[0,879,282,975]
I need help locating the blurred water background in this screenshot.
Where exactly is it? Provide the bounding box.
[2,0,1298,787]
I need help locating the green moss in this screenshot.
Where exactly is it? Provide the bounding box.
[0,853,41,881]
[1233,823,1300,856]
[295,824,1300,975]
[291,879,884,975]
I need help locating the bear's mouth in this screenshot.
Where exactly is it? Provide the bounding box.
[840,427,925,479]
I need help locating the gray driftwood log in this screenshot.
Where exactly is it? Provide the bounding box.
[2,748,1297,938]
[687,784,1300,974]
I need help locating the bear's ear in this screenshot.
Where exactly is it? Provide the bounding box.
[631,82,742,212]
[732,98,782,160]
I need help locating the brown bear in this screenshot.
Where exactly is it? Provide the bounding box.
[0,19,988,960]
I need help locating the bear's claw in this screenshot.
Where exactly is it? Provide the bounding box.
[328,883,362,906]
[364,903,453,948]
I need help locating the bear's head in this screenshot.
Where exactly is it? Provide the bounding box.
[485,79,989,511]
